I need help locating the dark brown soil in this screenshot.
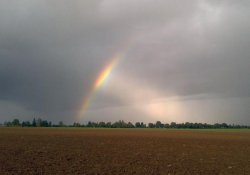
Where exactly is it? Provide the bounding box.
[0,128,250,175]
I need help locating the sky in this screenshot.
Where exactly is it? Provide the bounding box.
[1,0,250,124]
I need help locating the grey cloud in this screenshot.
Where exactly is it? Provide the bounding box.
[0,0,250,124]
[120,1,250,98]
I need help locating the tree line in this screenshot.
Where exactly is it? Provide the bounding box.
[2,118,250,129]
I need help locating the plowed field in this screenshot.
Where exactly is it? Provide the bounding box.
[1,128,250,175]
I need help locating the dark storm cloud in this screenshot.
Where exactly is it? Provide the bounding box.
[0,0,124,118]
[0,0,250,124]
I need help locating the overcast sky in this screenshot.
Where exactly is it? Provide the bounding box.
[1,0,250,124]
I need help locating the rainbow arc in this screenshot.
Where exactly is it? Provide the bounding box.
[78,53,122,118]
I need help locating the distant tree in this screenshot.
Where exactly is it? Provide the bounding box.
[41,120,49,127]
[111,121,118,128]
[164,123,170,128]
[141,122,146,128]
[170,122,177,128]
[98,122,106,128]
[86,121,98,127]
[176,123,185,128]
[73,122,81,127]
[22,121,31,127]
[32,118,36,127]
[121,120,128,128]
[155,121,163,128]
[12,118,20,126]
[135,122,141,128]
[184,122,190,128]
[148,123,155,128]
[106,122,112,128]
[112,120,126,128]
[221,123,228,128]
[127,122,135,128]
[214,123,220,129]
[87,121,92,127]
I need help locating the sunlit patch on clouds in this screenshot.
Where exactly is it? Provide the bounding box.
[83,70,188,123]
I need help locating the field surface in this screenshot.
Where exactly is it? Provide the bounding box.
[0,128,250,175]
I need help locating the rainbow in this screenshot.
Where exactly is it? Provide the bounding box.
[78,52,123,118]
[94,58,118,91]
[78,36,134,119]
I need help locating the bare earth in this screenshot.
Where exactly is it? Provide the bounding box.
[0,128,250,175]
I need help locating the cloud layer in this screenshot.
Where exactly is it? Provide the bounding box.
[1,0,250,124]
